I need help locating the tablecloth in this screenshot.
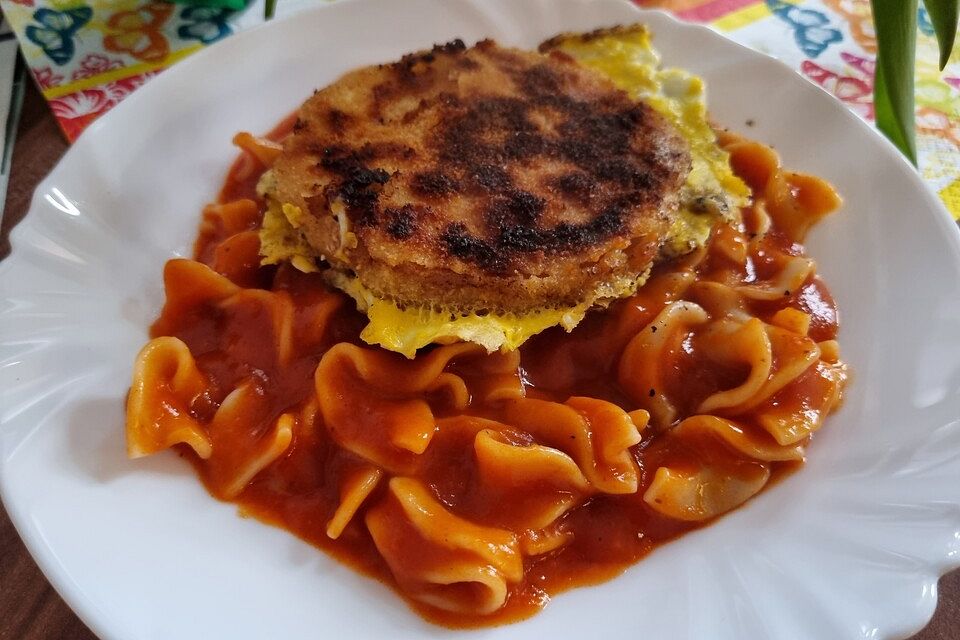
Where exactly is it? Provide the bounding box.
[0,0,957,222]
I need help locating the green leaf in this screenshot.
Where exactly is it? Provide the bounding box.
[923,0,959,69]
[871,0,919,165]
[873,61,915,162]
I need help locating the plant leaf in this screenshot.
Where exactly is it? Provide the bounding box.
[874,60,915,162]
[923,0,959,69]
[871,0,919,165]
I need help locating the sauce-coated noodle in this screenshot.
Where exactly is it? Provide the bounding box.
[126,124,847,626]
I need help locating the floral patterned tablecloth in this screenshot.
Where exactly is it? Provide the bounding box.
[0,0,957,220]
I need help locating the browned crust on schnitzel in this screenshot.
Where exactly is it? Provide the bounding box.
[271,38,690,311]
[538,24,642,52]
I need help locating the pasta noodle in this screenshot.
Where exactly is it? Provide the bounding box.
[127,336,212,459]
[365,477,523,615]
[326,465,383,539]
[504,397,643,495]
[125,125,847,626]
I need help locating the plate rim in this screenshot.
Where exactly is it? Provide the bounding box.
[2,1,960,639]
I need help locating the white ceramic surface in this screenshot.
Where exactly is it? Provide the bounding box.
[2,1,960,638]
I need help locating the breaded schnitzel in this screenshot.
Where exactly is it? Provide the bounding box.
[270,38,689,310]
[259,29,746,356]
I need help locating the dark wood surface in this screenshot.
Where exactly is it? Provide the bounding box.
[1,80,958,640]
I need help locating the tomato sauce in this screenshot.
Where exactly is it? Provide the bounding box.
[149,125,844,627]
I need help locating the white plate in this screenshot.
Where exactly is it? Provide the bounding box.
[2,1,960,638]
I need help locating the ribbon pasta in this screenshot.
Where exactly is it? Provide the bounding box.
[125,128,847,625]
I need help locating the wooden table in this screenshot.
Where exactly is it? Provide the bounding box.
[1,82,958,640]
